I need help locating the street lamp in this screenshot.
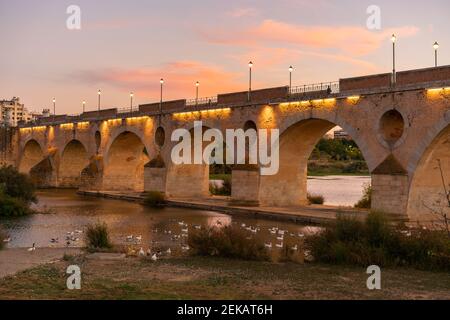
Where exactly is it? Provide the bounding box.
[130,92,134,114]
[97,89,101,111]
[82,101,86,113]
[159,78,164,114]
[248,61,253,102]
[52,98,56,119]
[195,81,200,106]
[391,34,397,86]
[289,66,294,95]
[433,41,439,67]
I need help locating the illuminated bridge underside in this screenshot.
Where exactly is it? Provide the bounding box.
[12,66,450,223]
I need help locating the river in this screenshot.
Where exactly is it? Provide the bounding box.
[0,176,369,250]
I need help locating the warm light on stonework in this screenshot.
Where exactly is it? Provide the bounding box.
[60,123,74,130]
[107,119,123,126]
[173,108,231,120]
[76,122,89,129]
[126,116,149,124]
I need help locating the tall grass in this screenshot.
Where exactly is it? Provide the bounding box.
[143,191,166,208]
[307,193,325,205]
[355,183,372,209]
[188,225,269,261]
[85,222,112,250]
[306,211,450,271]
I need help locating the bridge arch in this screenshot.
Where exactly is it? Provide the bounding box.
[103,130,150,191]
[59,140,89,188]
[259,117,372,207]
[406,116,450,222]
[18,139,45,174]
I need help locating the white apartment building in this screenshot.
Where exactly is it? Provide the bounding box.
[0,97,37,127]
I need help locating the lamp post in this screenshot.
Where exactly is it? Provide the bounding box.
[97,89,101,111]
[82,101,86,113]
[130,92,134,114]
[391,34,397,86]
[248,61,253,102]
[52,98,56,120]
[159,79,164,114]
[289,66,293,95]
[195,81,199,106]
[433,41,439,67]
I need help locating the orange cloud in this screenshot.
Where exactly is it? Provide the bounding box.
[73,61,243,101]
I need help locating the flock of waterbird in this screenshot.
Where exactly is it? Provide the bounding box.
[4,219,306,256]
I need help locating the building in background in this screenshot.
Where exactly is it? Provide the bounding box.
[0,97,38,127]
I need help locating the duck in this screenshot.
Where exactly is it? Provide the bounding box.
[194,225,201,230]
[3,237,11,243]
[138,248,145,256]
[151,254,158,262]
[181,228,189,233]
[166,248,172,255]
[241,223,246,228]
[50,238,59,243]
[126,235,134,241]
[27,243,36,252]
[276,235,284,241]
[181,244,190,251]
[292,245,298,251]
[178,221,185,226]
[135,235,142,241]
[275,242,284,248]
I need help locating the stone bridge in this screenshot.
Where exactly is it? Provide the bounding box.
[9,66,450,223]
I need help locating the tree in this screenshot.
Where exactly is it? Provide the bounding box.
[0,165,37,204]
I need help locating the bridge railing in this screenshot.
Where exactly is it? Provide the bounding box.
[186,96,218,107]
[117,107,140,115]
[290,82,340,96]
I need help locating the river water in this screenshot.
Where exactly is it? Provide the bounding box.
[0,176,369,250]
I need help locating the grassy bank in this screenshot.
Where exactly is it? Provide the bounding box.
[0,255,449,300]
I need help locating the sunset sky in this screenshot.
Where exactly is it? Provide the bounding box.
[1,0,449,114]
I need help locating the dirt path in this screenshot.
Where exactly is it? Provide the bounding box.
[0,248,81,279]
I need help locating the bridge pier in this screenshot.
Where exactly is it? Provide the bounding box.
[29,156,58,188]
[144,154,167,194]
[79,155,104,191]
[370,155,410,220]
[165,163,209,199]
[230,166,260,206]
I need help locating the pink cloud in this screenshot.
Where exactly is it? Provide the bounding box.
[200,19,419,57]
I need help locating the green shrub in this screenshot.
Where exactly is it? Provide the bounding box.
[355,183,372,209]
[85,222,112,250]
[143,191,166,208]
[188,225,269,261]
[210,177,232,196]
[306,212,450,271]
[308,193,325,205]
[0,192,34,217]
[0,166,36,204]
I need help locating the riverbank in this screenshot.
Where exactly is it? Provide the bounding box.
[0,248,81,279]
[0,252,449,300]
[77,190,369,225]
